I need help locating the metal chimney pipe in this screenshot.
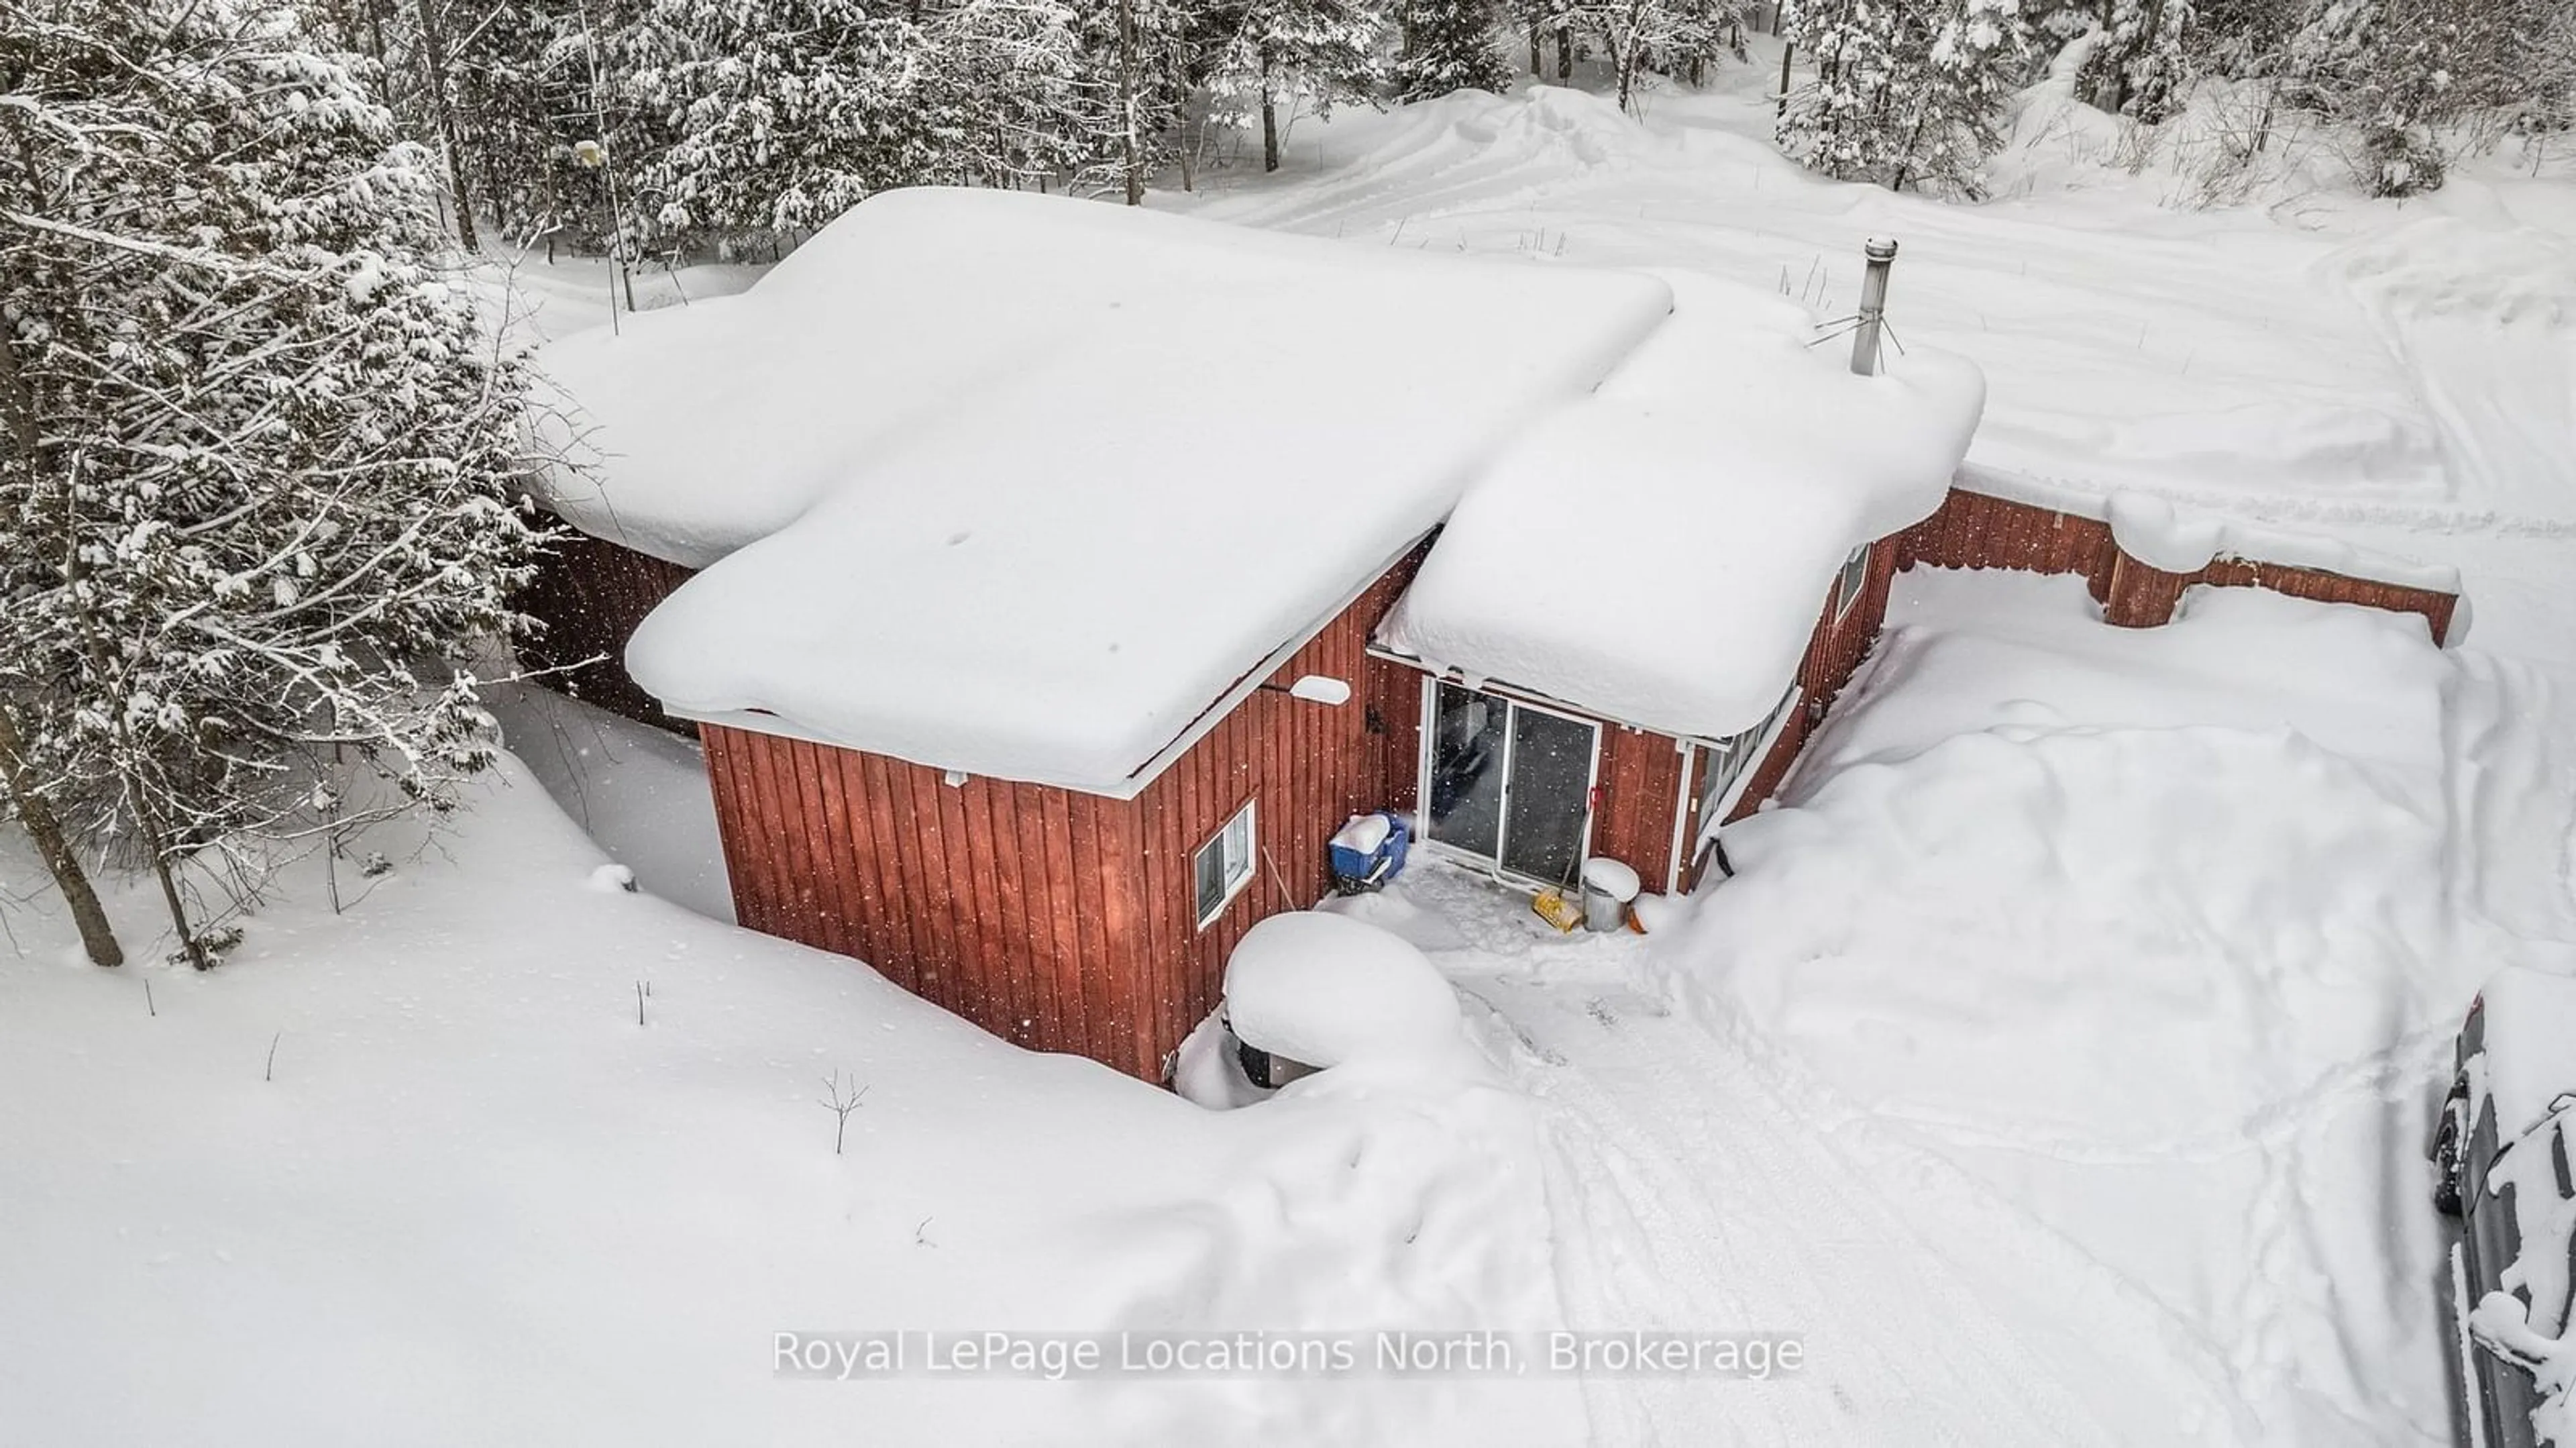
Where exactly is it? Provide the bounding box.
[1851,238,1898,376]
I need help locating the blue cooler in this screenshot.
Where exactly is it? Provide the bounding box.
[1328,812,1410,894]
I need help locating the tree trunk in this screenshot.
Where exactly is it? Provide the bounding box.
[2132,0,2169,117]
[1117,0,1144,205]
[1776,40,1794,117]
[1529,25,1542,76]
[0,315,121,968]
[1556,24,1574,80]
[0,707,121,968]
[139,813,207,971]
[411,0,478,252]
[1890,113,1927,191]
[1262,83,1281,172]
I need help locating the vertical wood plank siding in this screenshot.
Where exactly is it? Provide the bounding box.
[1707,534,1901,843]
[1895,487,2455,643]
[1589,726,1687,894]
[1131,541,1432,1078]
[2196,554,2457,643]
[511,530,700,731]
[695,541,1430,1083]
[1893,486,2118,603]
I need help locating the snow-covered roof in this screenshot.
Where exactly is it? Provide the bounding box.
[573,189,1674,792]
[1379,271,1986,741]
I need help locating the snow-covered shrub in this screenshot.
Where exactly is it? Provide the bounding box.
[2356,120,2446,196]
[2075,0,2195,123]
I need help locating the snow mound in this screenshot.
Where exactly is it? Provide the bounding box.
[1223,912,1464,1071]
[2106,491,2225,574]
[1580,857,1641,902]
[1684,566,2477,1439]
[2015,476,2459,594]
[590,187,1672,792]
[1330,812,1393,854]
[1383,269,1984,738]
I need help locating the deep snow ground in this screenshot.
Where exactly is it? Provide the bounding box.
[7,50,2576,1448]
[1172,56,2576,663]
[1321,563,2576,1445]
[0,758,1589,1446]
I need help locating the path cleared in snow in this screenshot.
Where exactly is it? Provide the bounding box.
[1307,562,2576,1446]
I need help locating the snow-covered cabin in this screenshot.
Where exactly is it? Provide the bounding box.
[523,189,1984,1081]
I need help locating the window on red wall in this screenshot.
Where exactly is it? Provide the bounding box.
[1697,688,1796,830]
[1833,544,1872,620]
[1194,800,1257,928]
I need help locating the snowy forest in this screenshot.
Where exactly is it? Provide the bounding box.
[0,0,2571,972]
[325,0,2576,242]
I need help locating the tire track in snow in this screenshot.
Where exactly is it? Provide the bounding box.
[2438,652,2576,945]
[1462,970,2251,1445]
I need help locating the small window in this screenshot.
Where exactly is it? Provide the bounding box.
[1833,544,1872,619]
[1194,800,1257,928]
[1697,688,1795,826]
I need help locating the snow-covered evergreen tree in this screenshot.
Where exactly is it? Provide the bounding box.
[1206,0,1387,171]
[2078,0,2194,120]
[629,0,942,248]
[1903,0,2031,192]
[1776,0,1911,179]
[1065,0,1195,199]
[1397,0,1514,99]
[925,0,1096,186]
[2287,0,2455,194]
[0,0,543,966]
[1574,0,1743,112]
[1778,0,2027,196]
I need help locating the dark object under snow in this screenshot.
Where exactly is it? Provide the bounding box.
[2430,970,2575,1448]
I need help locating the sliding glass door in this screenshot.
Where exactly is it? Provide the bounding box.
[1422,680,1599,888]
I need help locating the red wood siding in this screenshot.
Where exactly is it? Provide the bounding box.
[695,541,1430,1083]
[1679,535,1902,889]
[511,530,698,731]
[1363,653,1425,818]
[702,723,1163,1076]
[1590,725,1688,896]
[1897,486,2455,643]
[1131,542,1431,1075]
[2198,554,2457,643]
[1894,484,2116,601]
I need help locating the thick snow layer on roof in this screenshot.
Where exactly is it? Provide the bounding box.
[604,189,1672,790]
[1381,270,1986,740]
